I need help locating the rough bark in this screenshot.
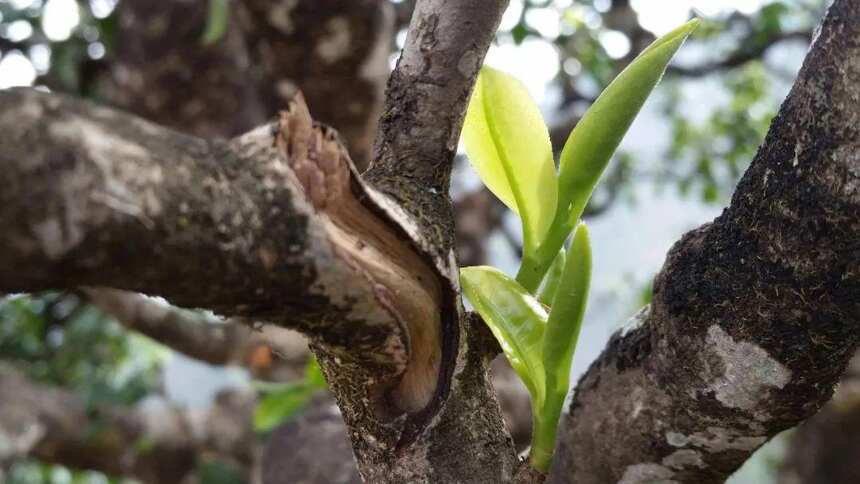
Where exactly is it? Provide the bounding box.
[0,365,257,484]
[314,1,524,481]
[551,1,860,482]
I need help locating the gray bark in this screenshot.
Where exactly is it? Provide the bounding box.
[551,1,860,482]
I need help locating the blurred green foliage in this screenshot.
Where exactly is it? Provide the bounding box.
[0,293,163,404]
[253,357,327,433]
[0,293,163,483]
[663,61,776,204]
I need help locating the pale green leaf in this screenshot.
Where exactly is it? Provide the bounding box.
[462,67,558,249]
[557,19,699,225]
[461,266,547,406]
[201,0,229,45]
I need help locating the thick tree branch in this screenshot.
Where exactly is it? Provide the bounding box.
[0,87,440,413]
[0,79,514,480]
[366,0,510,271]
[551,1,860,482]
[0,365,257,484]
[82,288,310,380]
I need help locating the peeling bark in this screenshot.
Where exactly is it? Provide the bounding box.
[551,1,860,482]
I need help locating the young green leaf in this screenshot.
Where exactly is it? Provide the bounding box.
[201,0,229,46]
[462,67,558,251]
[531,223,592,471]
[537,248,566,306]
[557,19,699,225]
[460,266,548,406]
[517,19,698,293]
[254,383,315,433]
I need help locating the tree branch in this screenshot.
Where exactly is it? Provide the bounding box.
[0,365,256,484]
[366,0,510,273]
[370,0,506,189]
[311,1,527,481]
[0,87,442,413]
[81,288,310,380]
[668,30,812,78]
[0,78,515,480]
[551,1,860,482]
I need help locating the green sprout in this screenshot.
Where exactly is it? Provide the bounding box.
[201,0,229,46]
[459,19,698,472]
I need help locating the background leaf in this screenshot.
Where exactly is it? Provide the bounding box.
[254,383,315,433]
[462,67,558,250]
[253,356,327,433]
[461,266,548,406]
[201,0,229,45]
